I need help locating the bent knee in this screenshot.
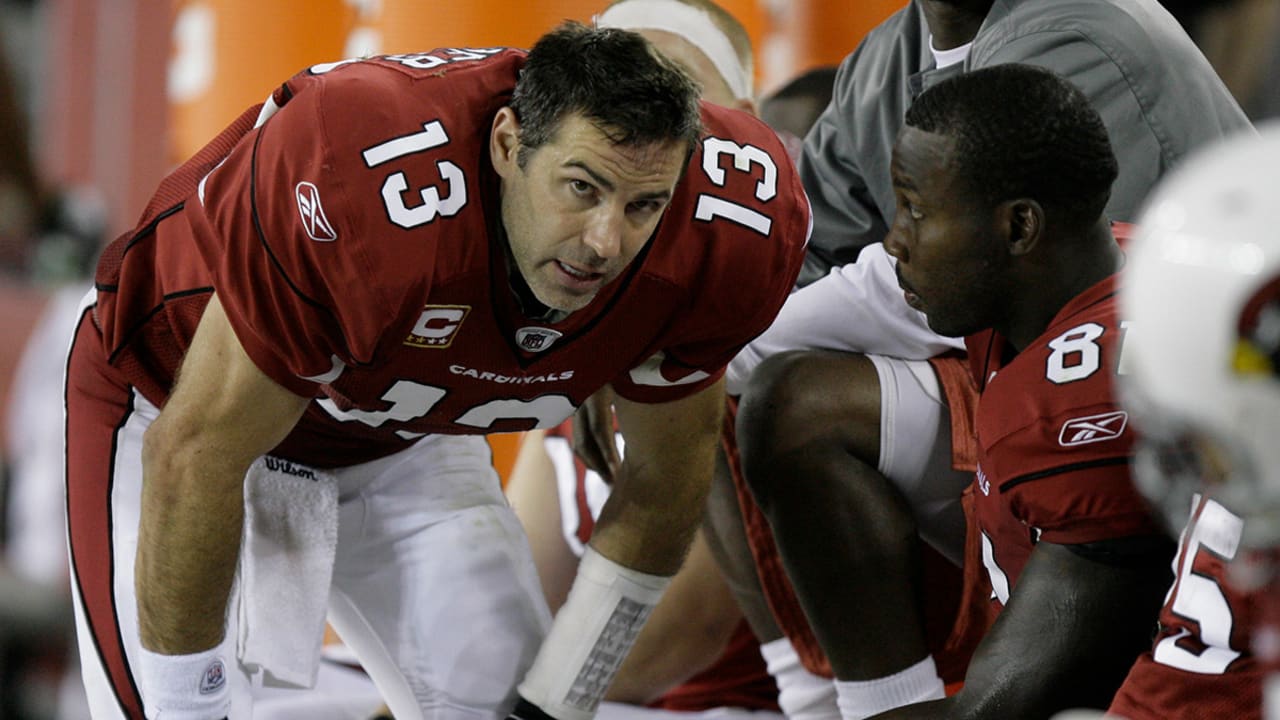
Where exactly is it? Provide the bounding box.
[736,349,881,466]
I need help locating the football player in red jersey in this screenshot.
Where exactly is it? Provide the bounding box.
[63,22,809,720]
[712,4,1252,718]
[739,64,1176,719]
[504,3,785,718]
[1100,125,1280,720]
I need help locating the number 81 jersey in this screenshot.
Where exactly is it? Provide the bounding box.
[963,273,1164,607]
[91,48,810,468]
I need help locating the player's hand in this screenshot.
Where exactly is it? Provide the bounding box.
[505,696,560,720]
[572,386,621,483]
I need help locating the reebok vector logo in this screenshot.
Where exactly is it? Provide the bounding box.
[1058,411,1128,447]
[296,181,337,242]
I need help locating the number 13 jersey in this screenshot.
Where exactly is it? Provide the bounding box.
[91,48,810,467]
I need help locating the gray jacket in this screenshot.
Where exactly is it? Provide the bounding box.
[797,0,1252,285]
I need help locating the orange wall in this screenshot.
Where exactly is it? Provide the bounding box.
[166,0,905,161]
[759,0,903,93]
[168,0,350,166]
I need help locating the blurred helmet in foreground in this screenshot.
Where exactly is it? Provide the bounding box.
[1123,123,1280,548]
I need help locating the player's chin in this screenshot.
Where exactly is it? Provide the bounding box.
[539,284,598,314]
[923,312,969,339]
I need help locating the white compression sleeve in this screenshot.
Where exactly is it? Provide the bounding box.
[518,547,671,720]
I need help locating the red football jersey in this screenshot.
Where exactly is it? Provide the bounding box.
[964,274,1164,608]
[1109,494,1263,719]
[92,49,810,468]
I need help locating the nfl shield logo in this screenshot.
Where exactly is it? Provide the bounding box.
[515,326,563,353]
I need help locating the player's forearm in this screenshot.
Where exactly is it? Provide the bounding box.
[137,424,246,654]
[588,459,712,576]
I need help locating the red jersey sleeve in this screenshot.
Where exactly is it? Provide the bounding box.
[188,66,439,397]
[612,103,811,403]
[189,79,383,396]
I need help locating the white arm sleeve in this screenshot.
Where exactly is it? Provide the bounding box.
[726,244,964,395]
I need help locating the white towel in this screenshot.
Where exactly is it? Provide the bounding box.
[236,455,339,689]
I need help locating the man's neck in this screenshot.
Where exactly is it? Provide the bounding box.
[1004,220,1122,351]
[498,227,569,324]
[922,0,994,50]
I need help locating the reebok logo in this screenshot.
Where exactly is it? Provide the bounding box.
[295,181,337,242]
[1059,411,1128,446]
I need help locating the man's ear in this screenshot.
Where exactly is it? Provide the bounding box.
[1001,198,1044,257]
[490,106,521,178]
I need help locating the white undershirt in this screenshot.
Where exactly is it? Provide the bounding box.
[930,36,973,69]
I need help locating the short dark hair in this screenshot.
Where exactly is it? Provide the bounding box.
[510,21,704,167]
[903,63,1119,228]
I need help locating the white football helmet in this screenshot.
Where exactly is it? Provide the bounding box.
[1123,122,1280,549]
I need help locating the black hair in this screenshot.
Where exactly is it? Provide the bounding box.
[904,63,1119,228]
[510,21,703,168]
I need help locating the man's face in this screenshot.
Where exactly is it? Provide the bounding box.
[491,109,687,313]
[883,125,1007,338]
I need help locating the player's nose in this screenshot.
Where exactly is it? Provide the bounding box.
[883,224,909,263]
[582,206,624,260]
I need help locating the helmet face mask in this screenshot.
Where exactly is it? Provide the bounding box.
[1123,122,1280,553]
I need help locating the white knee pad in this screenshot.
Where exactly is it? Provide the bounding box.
[865,355,971,565]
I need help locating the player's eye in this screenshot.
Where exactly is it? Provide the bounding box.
[629,199,664,215]
[569,179,594,197]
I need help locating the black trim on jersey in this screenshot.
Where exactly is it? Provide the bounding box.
[92,203,189,294]
[1060,534,1176,569]
[65,304,146,717]
[247,129,367,367]
[122,204,186,256]
[999,455,1131,494]
[106,287,214,364]
[977,332,997,393]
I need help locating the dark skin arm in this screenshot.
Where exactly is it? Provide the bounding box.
[870,539,1170,719]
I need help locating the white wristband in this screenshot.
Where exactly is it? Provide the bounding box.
[518,547,671,720]
[138,639,234,720]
